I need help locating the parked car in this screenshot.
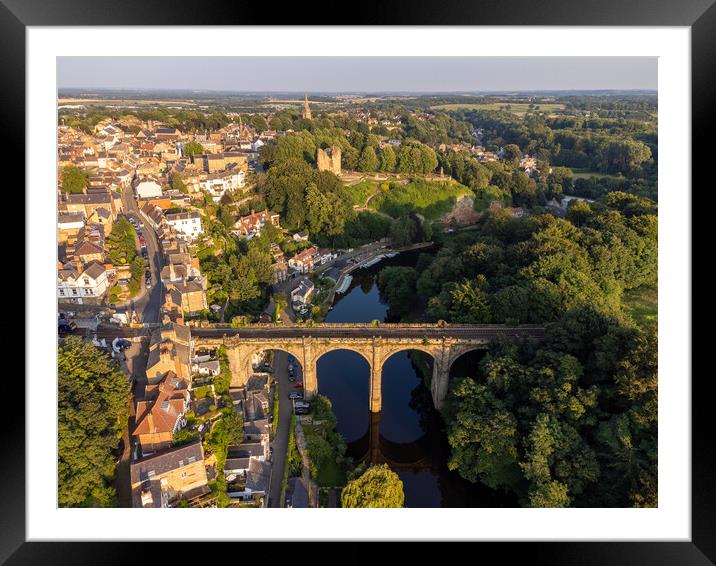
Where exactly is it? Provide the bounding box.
[113,338,132,350]
[288,354,295,363]
[288,391,303,400]
[58,320,77,334]
[293,382,303,389]
[141,248,148,258]
[288,364,294,372]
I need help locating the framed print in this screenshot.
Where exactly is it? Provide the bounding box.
[7,0,713,562]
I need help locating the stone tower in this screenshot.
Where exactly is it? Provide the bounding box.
[303,94,312,120]
[317,145,342,175]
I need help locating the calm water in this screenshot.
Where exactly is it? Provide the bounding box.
[317,253,516,508]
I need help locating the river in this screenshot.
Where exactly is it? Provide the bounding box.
[316,251,516,507]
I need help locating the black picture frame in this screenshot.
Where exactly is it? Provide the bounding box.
[6,0,711,563]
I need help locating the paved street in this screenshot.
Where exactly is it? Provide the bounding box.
[113,338,148,507]
[116,182,163,324]
[267,350,295,507]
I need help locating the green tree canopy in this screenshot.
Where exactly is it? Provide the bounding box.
[58,337,131,507]
[340,464,405,508]
[61,165,90,194]
[184,141,205,157]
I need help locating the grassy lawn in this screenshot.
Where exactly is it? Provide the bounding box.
[345,180,383,207]
[570,168,625,181]
[432,102,565,114]
[623,284,658,327]
[370,179,472,220]
[193,385,214,400]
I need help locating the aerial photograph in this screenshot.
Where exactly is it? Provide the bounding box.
[56,57,658,509]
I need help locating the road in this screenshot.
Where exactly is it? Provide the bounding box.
[112,181,163,505]
[113,338,149,507]
[267,350,293,507]
[116,182,163,324]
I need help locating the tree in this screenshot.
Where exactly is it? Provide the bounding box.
[358,145,379,172]
[272,294,288,321]
[341,464,405,508]
[61,165,90,194]
[380,145,396,172]
[377,266,417,318]
[251,115,268,132]
[444,378,521,489]
[502,144,522,167]
[171,174,188,194]
[448,276,491,323]
[58,337,131,507]
[389,216,417,246]
[224,410,244,446]
[184,141,205,157]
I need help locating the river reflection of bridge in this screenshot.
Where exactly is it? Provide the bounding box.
[348,411,433,470]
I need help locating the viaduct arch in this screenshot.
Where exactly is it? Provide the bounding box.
[192,323,546,411]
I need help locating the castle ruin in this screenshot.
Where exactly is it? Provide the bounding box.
[317,145,342,175]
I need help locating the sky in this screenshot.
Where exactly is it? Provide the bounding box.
[57,57,657,93]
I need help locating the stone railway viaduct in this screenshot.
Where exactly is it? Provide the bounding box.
[193,323,546,411]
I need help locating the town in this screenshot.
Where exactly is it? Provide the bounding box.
[57,84,658,509]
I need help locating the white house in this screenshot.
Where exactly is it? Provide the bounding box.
[165,211,203,241]
[135,177,163,199]
[57,262,109,303]
[290,277,314,305]
[200,170,245,202]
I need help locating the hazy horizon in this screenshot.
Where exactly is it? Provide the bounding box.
[57,57,658,93]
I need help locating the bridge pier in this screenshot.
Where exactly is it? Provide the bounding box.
[431,361,451,411]
[370,337,383,413]
[225,343,251,388]
[302,336,318,401]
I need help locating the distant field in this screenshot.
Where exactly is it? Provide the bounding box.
[432,102,565,113]
[570,168,624,181]
[623,284,657,327]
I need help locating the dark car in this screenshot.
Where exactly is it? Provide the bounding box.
[58,321,77,334]
[141,249,148,258]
